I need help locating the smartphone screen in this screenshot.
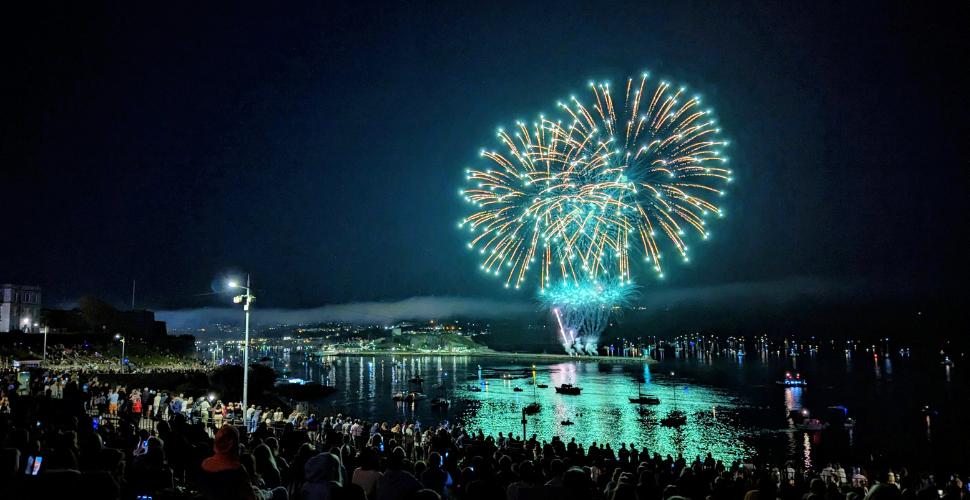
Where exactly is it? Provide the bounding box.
[25,457,34,474]
[379,443,384,452]
[93,418,99,430]
[32,457,43,475]
[440,457,444,467]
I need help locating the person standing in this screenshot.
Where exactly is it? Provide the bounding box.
[251,406,263,433]
[132,393,143,420]
[351,420,363,450]
[199,397,211,428]
[109,389,120,416]
[213,401,224,429]
[152,391,162,419]
[142,387,152,419]
[246,404,256,431]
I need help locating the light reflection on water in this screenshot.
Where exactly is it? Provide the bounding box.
[201,346,968,466]
[459,361,754,461]
[293,355,755,461]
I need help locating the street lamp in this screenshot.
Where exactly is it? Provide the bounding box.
[114,334,126,367]
[229,276,255,413]
[40,324,49,364]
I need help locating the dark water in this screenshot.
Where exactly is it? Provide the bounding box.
[225,345,967,468]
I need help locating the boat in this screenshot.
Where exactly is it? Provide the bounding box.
[431,397,450,408]
[661,374,687,427]
[523,402,541,415]
[392,392,406,402]
[630,377,661,405]
[536,384,548,389]
[660,411,687,427]
[404,392,427,402]
[799,418,828,431]
[844,418,856,430]
[408,376,425,383]
[468,385,482,392]
[513,386,524,392]
[776,372,807,386]
[561,419,575,426]
[555,384,583,395]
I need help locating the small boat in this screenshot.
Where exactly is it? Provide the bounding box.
[408,376,425,383]
[404,392,427,402]
[660,411,687,427]
[392,392,406,402]
[843,418,856,430]
[431,397,450,408]
[523,403,541,415]
[799,418,829,431]
[468,385,482,392]
[561,419,575,426]
[513,386,524,392]
[776,372,807,386]
[555,384,583,395]
[630,378,660,405]
[537,384,549,389]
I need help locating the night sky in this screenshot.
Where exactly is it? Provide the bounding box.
[3,2,968,319]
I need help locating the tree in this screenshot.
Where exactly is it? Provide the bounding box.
[207,364,276,403]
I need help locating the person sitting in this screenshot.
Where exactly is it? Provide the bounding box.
[199,425,258,500]
[353,447,384,500]
[301,452,345,499]
[375,447,422,500]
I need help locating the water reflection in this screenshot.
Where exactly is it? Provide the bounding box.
[190,340,968,466]
[303,356,757,461]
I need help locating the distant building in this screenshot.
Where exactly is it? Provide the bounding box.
[0,284,42,332]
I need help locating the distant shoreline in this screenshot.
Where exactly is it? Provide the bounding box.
[331,350,656,365]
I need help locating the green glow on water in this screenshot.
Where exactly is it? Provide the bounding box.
[302,356,755,462]
[458,362,754,461]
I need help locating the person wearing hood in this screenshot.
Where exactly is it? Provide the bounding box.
[301,452,344,500]
[201,424,258,500]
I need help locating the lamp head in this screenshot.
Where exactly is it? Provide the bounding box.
[228,282,237,288]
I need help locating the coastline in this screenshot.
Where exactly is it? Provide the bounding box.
[332,350,657,365]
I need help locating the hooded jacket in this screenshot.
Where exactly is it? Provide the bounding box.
[200,425,256,500]
[301,453,343,500]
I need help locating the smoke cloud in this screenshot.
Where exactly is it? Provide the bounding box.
[636,276,866,309]
[157,296,534,330]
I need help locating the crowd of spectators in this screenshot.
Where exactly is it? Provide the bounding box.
[0,359,966,500]
[2,384,967,500]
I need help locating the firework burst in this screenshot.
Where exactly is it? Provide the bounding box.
[459,72,732,353]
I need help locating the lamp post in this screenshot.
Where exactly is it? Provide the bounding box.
[114,334,126,369]
[229,276,254,413]
[42,324,48,364]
